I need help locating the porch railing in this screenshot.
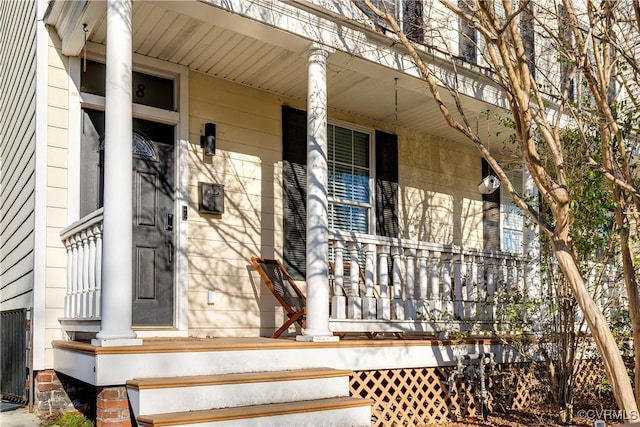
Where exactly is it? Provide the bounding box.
[59,209,103,322]
[328,231,526,335]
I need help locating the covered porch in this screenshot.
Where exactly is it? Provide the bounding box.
[60,209,527,339]
[47,0,526,346]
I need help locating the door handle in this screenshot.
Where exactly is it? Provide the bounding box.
[167,241,174,264]
[167,213,174,231]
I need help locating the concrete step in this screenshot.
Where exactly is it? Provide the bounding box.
[127,368,354,417]
[135,396,372,427]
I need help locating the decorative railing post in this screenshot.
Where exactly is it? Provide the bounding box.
[442,252,453,320]
[79,231,89,318]
[417,249,429,320]
[391,246,404,320]
[93,224,102,318]
[452,251,463,320]
[429,250,441,319]
[377,245,391,320]
[363,243,377,319]
[475,254,485,327]
[507,258,515,294]
[486,255,496,323]
[404,248,417,320]
[464,254,475,320]
[331,239,346,319]
[71,235,79,317]
[347,241,362,319]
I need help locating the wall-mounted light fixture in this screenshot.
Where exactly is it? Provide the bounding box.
[478,175,500,194]
[201,122,216,156]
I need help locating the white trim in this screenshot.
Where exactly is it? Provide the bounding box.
[175,62,189,334]
[68,57,81,222]
[33,0,50,370]
[75,54,189,335]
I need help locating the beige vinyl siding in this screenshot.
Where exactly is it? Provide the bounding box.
[43,30,70,367]
[0,0,37,310]
[187,71,485,337]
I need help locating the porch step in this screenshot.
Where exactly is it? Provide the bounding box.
[136,396,372,426]
[127,368,354,417]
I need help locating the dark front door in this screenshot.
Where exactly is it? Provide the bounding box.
[131,118,175,327]
[80,111,175,327]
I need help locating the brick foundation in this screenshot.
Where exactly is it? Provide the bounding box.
[34,370,76,418]
[96,386,132,427]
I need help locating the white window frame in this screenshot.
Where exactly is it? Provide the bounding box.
[500,170,524,255]
[326,119,375,235]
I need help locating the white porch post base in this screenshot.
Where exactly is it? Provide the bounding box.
[377,299,391,320]
[347,297,362,319]
[331,295,346,319]
[92,337,143,347]
[404,299,417,320]
[392,299,405,320]
[296,335,339,342]
[363,297,376,319]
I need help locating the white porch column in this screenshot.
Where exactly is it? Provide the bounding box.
[93,0,141,346]
[298,43,337,341]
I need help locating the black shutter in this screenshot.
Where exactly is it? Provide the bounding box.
[376,130,399,238]
[482,158,500,250]
[282,106,307,280]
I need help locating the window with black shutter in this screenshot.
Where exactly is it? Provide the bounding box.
[282,106,399,279]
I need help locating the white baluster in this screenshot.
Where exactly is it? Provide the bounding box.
[507,258,515,295]
[377,246,391,320]
[363,243,377,319]
[80,231,90,318]
[430,251,442,320]
[475,255,485,327]
[347,241,362,319]
[404,248,417,320]
[453,252,463,320]
[64,238,73,318]
[464,254,475,321]
[442,252,453,320]
[486,256,496,324]
[94,225,102,318]
[70,235,79,318]
[417,249,429,320]
[391,246,404,320]
[87,227,97,318]
[331,240,346,319]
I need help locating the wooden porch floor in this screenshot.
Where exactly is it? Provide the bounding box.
[53,334,502,354]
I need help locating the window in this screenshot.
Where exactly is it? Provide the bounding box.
[282,107,398,279]
[501,170,524,255]
[520,1,535,78]
[354,0,398,33]
[403,0,424,43]
[459,0,477,63]
[481,159,524,254]
[558,5,575,102]
[328,125,371,234]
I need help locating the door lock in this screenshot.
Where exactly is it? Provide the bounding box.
[167,213,174,231]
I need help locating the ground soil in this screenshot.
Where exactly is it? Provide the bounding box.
[429,399,627,427]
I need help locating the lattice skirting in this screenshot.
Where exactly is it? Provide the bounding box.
[349,361,596,426]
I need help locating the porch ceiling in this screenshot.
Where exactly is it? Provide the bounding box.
[47,0,511,148]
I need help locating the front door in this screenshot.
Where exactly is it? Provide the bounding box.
[80,111,175,327]
[131,118,175,327]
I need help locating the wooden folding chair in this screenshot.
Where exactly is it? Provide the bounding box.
[251,257,306,338]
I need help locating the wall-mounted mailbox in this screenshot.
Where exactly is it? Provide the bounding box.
[199,182,224,214]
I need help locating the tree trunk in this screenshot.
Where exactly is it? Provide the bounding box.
[551,238,638,413]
